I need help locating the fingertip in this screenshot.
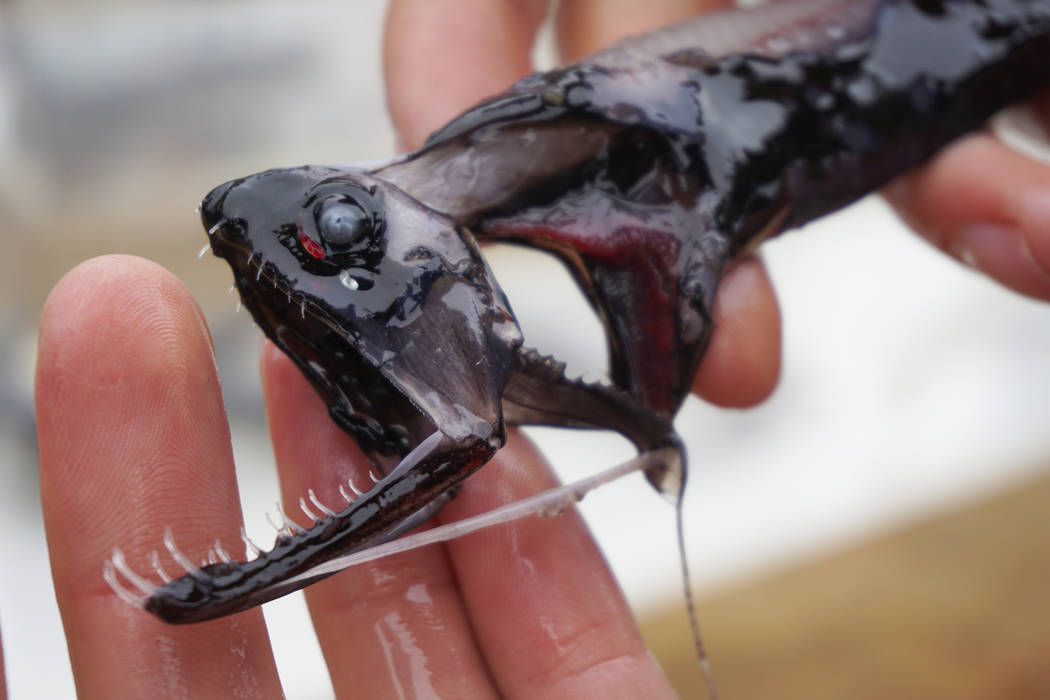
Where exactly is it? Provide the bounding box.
[35,256,280,697]
[950,221,1050,300]
[36,253,230,555]
[383,0,546,150]
[691,257,782,407]
[36,255,219,476]
[883,132,1050,300]
[39,255,209,378]
[556,0,730,63]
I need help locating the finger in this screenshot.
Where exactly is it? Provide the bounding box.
[35,256,281,697]
[692,256,782,407]
[383,0,549,150]
[260,344,500,698]
[556,0,731,63]
[885,127,1050,301]
[443,430,677,698]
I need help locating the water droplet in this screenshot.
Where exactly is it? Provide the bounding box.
[339,269,360,291]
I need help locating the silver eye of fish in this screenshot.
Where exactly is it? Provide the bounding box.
[318,198,372,248]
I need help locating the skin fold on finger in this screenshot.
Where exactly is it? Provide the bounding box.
[442,430,677,699]
[885,130,1050,301]
[34,256,281,698]
[383,0,549,151]
[556,0,732,63]
[260,343,501,698]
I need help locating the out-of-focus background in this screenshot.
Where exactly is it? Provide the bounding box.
[2,2,1049,698]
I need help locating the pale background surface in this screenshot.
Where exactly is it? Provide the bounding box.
[1,2,1048,698]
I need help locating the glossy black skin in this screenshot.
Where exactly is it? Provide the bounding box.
[407,0,1050,414]
[148,168,518,623]
[200,166,521,455]
[154,166,671,623]
[144,0,1050,623]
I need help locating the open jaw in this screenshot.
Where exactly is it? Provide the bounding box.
[103,438,683,624]
[99,230,653,622]
[105,165,683,623]
[102,220,446,622]
[102,167,525,623]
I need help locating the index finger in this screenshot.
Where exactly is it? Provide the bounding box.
[35,256,282,697]
[383,0,548,150]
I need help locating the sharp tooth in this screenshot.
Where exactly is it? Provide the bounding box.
[277,502,305,534]
[214,540,233,563]
[299,496,319,523]
[109,548,157,595]
[149,550,172,583]
[309,489,337,517]
[240,527,263,558]
[163,527,206,579]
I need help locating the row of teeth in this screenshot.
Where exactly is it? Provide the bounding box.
[201,238,314,320]
[103,470,383,608]
[519,346,613,389]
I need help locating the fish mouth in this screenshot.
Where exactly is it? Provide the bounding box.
[202,209,431,459]
[207,219,330,326]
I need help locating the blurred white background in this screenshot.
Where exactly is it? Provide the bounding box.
[1,2,1048,698]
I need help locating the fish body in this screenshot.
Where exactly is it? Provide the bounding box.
[112,0,1050,623]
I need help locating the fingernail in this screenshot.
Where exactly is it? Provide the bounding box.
[951,221,1050,299]
[991,104,1050,164]
[1018,190,1050,272]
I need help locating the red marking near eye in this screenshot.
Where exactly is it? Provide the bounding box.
[298,230,326,259]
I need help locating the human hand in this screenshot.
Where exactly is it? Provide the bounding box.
[385,0,1050,412]
[31,255,678,697]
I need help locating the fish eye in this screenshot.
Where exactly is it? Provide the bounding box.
[317,199,371,248]
[296,181,386,266]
